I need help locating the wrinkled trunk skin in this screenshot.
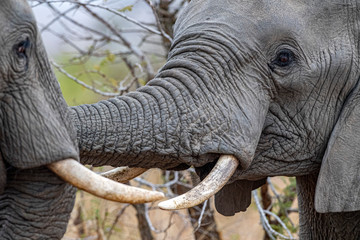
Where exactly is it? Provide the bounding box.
[0,51,78,239]
[0,37,79,169]
[72,25,270,172]
[0,167,76,239]
[0,2,79,238]
[0,155,5,194]
[296,174,360,239]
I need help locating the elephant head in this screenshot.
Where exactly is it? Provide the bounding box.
[0,1,164,239]
[71,0,360,238]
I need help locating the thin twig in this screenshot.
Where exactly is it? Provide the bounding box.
[106,204,130,239]
[253,190,295,240]
[30,0,169,38]
[41,5,79,32]
[134,171,179,193]
[264,210,295,239]
[194,199,208,232]
[144,0,173,43]
[267,178,281,201]
[51,61,121,97]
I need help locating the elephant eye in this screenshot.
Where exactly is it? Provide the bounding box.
[273,49,294,67]
[15,38,30,58]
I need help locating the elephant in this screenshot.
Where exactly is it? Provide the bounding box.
[0,1,164,239]
[1,0,360,239]
[69,0,360,239]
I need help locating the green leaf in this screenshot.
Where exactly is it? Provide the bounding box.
[106,52,116,63]
[118,5,133,12]
[138,78,146,86]
[109,78,118,87]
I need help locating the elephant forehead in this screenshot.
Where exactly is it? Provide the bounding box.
[0,0,35,30]
[175,0,355,45]
[0,0,36,47]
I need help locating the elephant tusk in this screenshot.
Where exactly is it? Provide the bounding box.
[158,155,239,210]
[100,167,148,183]
[48,159,164,204]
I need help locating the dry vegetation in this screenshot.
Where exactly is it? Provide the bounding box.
[62,171,297,240]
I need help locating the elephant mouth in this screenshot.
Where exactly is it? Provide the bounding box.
[155,155,267,215]
[158,155,239,210]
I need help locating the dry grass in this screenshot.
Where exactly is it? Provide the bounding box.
[62,170,298,240]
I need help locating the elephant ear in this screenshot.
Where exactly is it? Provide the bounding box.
[315,86,360,213]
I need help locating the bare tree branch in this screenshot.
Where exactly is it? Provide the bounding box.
[253,190,296,240]
[51,61,122,97]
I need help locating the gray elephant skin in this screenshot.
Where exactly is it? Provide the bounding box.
[0,0,79,239]
[72,0,360,239]
[1,0,360,239]
[0,1,161,239]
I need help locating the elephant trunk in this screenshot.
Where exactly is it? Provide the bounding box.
[0,31,163,238]
[0,155,5,194]
[71,27,272,215]
[0,33,80,238]
[0,167,76,239]
[71,76,188,169]
[71,28,271,210]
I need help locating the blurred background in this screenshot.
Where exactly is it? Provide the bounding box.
[29,1,299,239]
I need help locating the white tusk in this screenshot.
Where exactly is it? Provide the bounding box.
[100,167,147,183]
[48,159,164,204]
[158,155,239,210]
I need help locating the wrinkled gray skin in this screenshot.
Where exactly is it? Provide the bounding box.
[1,0,359,239]
[72,0,360,239]
[0,0,79,239]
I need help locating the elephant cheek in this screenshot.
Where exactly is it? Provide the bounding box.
[0,156,5,194]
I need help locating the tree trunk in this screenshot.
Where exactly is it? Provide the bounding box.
[260,182,272,240]
[134,204,154,240]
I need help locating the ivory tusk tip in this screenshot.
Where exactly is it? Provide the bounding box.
[100,167,148,183]
[158,200,177,210]
[49,159,165,204]
[151,192,166,202]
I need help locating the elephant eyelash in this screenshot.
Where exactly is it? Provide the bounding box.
[273,49,295,67]
[15,38,30,58]
[268,49,297,74]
